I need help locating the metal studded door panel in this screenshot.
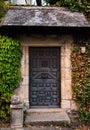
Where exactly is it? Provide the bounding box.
[29,48,60,108]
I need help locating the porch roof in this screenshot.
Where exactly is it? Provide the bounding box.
[1,6,90,27]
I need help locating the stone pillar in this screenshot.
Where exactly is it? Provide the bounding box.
[10,96,24,130]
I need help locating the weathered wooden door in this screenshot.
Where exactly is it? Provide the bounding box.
[29,47,60,108]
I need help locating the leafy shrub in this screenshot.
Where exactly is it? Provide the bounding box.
[45,0,90,22]
[0,0,9,22]
[0,35,22,122]
[72,39,90,123]
[79,109,90,123]
[0,93,13,122]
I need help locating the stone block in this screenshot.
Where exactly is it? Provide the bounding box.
[61,100,71,109]
[21,46,29,65]
[65,44,72,56]
[65,80,72,99]
[61,88,72,100]
[61,69,65,79]
[70,100,78,110]
[61,79,72,100]
[61,56,65,69]
[65,68,71,80]
[21,64,29,76]
[23,86,29,100]
[14,87,24,99]
[61,46,65,56]
[21,76,29,86]
[65,56,71,68]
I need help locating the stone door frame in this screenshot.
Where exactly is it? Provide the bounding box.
[15,35,74,110]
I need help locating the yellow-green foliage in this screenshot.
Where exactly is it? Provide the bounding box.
[71,39,90,123]
[0,35,22,122]
[45,0,90,22]
[0,0,9,22]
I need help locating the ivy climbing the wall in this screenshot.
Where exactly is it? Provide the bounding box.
[0,35,22,122]
[71,39,90,123]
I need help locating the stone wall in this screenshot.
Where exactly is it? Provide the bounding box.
[14,34,77,110]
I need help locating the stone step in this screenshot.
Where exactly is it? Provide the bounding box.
[25,109,70,125]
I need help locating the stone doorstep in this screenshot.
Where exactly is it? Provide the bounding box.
[25,126,73,130]
[25,108,70,125]
[27,108,65,113]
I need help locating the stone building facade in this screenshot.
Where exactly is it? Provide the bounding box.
[1,6,89,111]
